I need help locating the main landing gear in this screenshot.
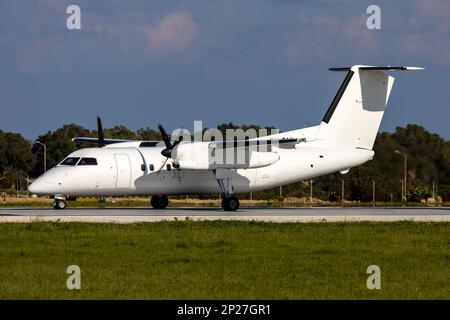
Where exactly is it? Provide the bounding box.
[221,196,240,211]
[151,195,169,209]
[53,198,67,210]
[214,170,240,211]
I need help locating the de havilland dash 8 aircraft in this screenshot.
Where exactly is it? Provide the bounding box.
[28,65,423,211]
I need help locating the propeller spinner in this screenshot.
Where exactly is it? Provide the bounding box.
[158,124,183,158]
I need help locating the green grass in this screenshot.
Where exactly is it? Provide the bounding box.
[0,221,449,299]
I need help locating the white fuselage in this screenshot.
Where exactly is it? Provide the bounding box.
[28,134,374,197]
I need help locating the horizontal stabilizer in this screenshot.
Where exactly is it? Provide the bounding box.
[330,66,425,72]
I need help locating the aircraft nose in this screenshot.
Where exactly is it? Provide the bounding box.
[28,174,63,195]
[28,179,54,195]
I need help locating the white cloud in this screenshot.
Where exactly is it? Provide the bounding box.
[146,11,198,56]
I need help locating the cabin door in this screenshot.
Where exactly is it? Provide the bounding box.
[114,154,131,189]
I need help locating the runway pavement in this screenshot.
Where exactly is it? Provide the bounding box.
[0,206,449,223]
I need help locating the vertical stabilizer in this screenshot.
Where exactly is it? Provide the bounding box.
[316,65,423,150]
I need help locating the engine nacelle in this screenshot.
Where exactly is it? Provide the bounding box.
[172,142,280,170]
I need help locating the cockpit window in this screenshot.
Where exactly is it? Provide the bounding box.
[78,158,98,166]
[60,157,80,166]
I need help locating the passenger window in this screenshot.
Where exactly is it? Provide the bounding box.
[149,164,154,171]
[78,158,98,166]
[60,157,80,166]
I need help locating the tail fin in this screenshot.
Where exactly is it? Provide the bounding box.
[316,65,424,150]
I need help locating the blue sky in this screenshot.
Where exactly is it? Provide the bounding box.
[1,0,449,139]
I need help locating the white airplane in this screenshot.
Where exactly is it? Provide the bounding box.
[28,65,423,211]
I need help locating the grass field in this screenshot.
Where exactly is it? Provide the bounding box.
[0,221,449,299]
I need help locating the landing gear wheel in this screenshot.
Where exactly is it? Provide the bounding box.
[53,199,67,210]
[221,196,239,211]
[151,195,169,209]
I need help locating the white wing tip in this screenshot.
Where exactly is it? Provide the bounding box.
[405,66,425,71]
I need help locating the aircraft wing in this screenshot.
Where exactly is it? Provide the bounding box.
[73,137,129,145]
[72,136,303,149]
[209,138,304,150]
[72,137,160,147]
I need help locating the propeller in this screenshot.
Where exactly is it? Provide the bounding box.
[97,115,105,147]
[158,124,183,158]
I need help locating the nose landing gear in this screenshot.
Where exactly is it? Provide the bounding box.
[53,198,67,210]
[151,195,169,209]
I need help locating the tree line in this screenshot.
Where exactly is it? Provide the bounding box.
[1,123,449,202]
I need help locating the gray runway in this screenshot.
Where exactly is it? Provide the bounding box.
[1,206,449,223]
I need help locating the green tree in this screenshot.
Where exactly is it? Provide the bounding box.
[0,130,36,189]
[104,125,138,140]
[217,123,276,137]
[137,127,162,141]
[1,121,448,201]
[407,186,432,202]
[32,124,92,175]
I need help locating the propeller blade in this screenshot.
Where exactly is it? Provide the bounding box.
[158,124,172,149]
[172,135,183,148]
[97,115,105,147]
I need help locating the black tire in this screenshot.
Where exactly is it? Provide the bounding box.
[53,199,67,210]
[222,196,239,211]
[150,196,159,208]
[221,198,227,210]
[151,195,169,209]
[157,195,169,209]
